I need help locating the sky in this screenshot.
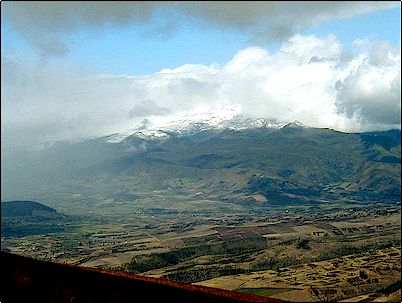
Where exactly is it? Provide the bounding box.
[1,1,401,149]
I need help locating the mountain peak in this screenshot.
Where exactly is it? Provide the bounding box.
[283,120,308,128]
[105,108,303,143]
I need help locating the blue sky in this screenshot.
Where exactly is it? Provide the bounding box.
[1,2,401,146]
[2,3,400,75]
[303,7,400,47]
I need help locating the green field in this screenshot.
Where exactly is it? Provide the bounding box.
[235,287,295,297]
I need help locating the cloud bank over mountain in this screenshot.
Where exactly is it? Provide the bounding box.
[2,34,400,149]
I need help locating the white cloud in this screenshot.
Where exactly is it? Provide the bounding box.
[129,99,171,117]
[335,42,401,127]
[2,35,400,149]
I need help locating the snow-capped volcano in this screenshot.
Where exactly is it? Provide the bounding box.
[105,107,301,143]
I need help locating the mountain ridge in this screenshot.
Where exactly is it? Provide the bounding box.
[1,116,400,213]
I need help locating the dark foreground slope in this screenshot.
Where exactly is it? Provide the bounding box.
[0,252,281,303]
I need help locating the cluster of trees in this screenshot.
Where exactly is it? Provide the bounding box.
[379,280,401,295]
[250,256,301,271]
[165,267,246,283]
[315,239,401,262]
[1,224,64,237]
[296,239,310,249]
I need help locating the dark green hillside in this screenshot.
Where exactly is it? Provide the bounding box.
[141,127,400,204]
[360,129,401,150]
[1,200,58,217]
[134,127,400,205]
[1,201,66,237]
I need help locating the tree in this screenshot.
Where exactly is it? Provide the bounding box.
[359,270,368,280]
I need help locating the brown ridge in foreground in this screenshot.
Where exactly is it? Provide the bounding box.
[0,252,283,302]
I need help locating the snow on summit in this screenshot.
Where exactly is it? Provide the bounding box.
[105,106,292,143]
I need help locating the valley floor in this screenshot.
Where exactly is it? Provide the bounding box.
[1,202,401,302]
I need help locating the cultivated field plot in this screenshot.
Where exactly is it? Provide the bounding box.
[195,247,401,302]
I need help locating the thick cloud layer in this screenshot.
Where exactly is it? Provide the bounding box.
[335,43,401,127]
[2,34,400,150]
[2,1,398,56]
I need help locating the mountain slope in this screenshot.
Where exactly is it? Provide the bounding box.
[1,119,400,214]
